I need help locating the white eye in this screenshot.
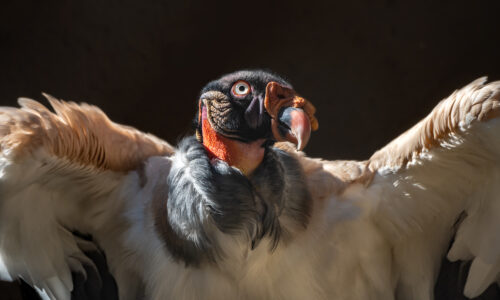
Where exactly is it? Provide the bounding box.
[231,80,251,97]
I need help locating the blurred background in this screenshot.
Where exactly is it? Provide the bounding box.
[2,0,500,161]
[1,0,500,298]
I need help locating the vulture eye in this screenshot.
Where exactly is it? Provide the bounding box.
[231,81,251,97]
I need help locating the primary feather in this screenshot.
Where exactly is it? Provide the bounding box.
[0,73,499,299]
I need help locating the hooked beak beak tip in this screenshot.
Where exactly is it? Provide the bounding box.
[264,81,316,150]
[276,107,311,150]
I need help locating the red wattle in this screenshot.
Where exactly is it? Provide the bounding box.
[202,117,233,163]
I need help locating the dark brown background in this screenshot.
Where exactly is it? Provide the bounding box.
[1,0,500,299]
[2,0,500,161]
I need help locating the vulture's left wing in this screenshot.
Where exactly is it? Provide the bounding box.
[0,95,173,299]
[365,78,500,298]
[286,78,500,299]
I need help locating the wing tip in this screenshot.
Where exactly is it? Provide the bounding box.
[368,75,500,172]
[472,76,488,85]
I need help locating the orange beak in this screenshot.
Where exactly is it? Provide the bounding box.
[264,82,319,150]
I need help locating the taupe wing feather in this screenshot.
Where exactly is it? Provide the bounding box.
[1,94,174,171]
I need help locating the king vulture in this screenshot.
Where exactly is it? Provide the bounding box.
[0,70,499,299]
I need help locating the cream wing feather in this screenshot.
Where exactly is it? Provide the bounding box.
[368,77,500,298]
[294,77,500,299]
[0,95,173,299]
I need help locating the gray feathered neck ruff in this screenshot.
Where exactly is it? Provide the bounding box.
[153,136,312,266]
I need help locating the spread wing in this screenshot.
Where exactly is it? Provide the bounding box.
[290,77,500,299]
[0,95,173,299]
[366,78,500,298]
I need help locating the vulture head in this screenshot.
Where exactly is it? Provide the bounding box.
[158,70,316,265]
[194,70,318,174]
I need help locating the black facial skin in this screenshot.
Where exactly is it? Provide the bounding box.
[194,70,294,144]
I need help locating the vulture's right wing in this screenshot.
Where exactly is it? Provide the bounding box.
[0,95,173,299]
